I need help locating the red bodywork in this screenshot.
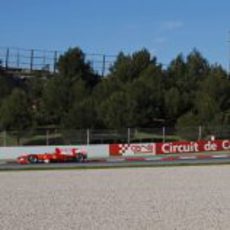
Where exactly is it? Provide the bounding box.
[17,147,87,164]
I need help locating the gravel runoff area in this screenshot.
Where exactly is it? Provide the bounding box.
[0,166,230,230]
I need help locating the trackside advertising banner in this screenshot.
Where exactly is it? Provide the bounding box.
[109,143,155,156]
[155,140,230,155]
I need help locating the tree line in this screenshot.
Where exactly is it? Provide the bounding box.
[0,47,229,131]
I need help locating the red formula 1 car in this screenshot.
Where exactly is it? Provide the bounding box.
[17,147,87,164]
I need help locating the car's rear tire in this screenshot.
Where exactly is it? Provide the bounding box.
[28,155,38,164]
[83,154,87,161]
[76,153,84,162]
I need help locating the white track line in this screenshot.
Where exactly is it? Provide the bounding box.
[178,156,197,160]
[212,155,228,158]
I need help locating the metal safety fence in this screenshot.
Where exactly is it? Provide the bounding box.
[0,46,116,76]
[0,126,229,147]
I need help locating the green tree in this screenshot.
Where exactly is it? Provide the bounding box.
[92,77,123,103]
[109,52,132,82]
[137,64,165,126]
[0,74,18,103]
[193,65,230,126]
[99,91,132,128]
[24,76,46,126]
[71,79,90,103]
[176,112,201,140]
[167,54,187,88]
[186,49,209,79]
[109,49,153,82]
[194,91,220,124]
[41,77,70,125]
[165,50,211,126]
[164,87,181,119]
[57,47,99,87]
[0,89,32,130]
[64,98,97,129]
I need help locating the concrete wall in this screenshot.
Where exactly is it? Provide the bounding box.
[1,140,228,161]
[0,145,109,160]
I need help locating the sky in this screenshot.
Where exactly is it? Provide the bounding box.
[0,0,230,70]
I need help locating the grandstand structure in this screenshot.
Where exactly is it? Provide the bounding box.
[0,46,116,77]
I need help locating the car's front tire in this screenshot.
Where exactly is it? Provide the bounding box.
[76,153,86,162]
[28,155,38,164]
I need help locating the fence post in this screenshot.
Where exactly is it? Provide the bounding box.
[53,51,58,73]
[127,128,131,144]
[162,126,166,142]
[102,55,106,77]
[3,130,7,146]
[87,129,90,145]
[5,48,9,69]
[43,50,46,68]
[198,126,202,140]
[30,49,34,72]
[46,129,49,146]
[16,50,20,68]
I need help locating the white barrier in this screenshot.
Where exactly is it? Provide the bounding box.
[0,145,109,160]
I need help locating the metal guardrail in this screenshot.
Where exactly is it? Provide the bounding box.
[0,126,229,146]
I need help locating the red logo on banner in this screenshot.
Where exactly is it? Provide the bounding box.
[109,143,154,156]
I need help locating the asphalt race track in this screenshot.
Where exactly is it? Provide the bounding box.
[1,155,230,170]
